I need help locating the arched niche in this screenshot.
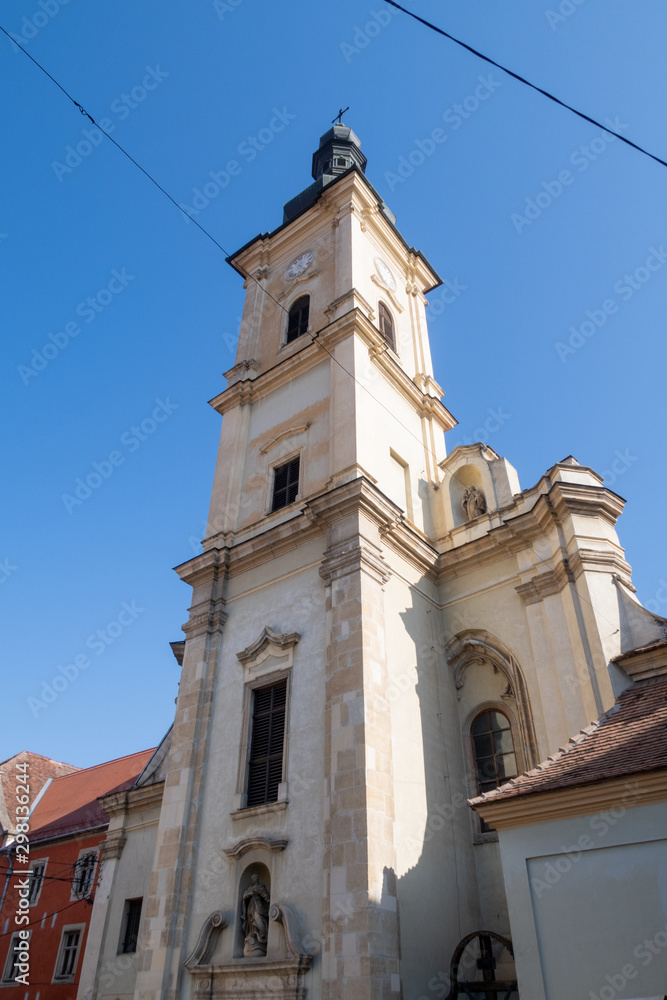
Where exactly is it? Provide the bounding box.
[446,630,538,774]
[235,862,271,958]
[449,463,485,528]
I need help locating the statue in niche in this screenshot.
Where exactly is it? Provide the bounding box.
[242,875,270,957]
[462,485,487,521]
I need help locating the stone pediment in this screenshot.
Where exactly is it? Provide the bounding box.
[236,627,300,666]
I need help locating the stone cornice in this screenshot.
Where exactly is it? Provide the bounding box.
[173,547,229,589]
[471,770,667,830]
[98,781,165,818]
[99,832,127,862]
[182,598,228,640]
[436,483,628,584]
[319,535,391,586]
[228,169,441,294]
[208,307,455,432]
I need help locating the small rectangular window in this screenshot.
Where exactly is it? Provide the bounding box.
[72,851,97,899]
[53,926,83,982]
[28,860,47,904]
[119,897,143,954]
[271,457,300,512]
[2,932,28,983]
[246,681,287,807]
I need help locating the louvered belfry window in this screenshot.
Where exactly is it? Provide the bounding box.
[246,680,287,807]
[271,457,300,511]
[286,296,310,343]
[378,302,395,350]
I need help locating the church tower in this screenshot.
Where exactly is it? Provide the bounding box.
[123,123,650,1000]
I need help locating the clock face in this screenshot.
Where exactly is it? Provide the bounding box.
[375,258,396,290]
[285,253,313,280]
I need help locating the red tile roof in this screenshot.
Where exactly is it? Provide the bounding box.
[471,675,667,805]
[28,748,155,842]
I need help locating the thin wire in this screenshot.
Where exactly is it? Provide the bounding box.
[0,24,289,318]
[384,0,667,171]
[2,21,626,637]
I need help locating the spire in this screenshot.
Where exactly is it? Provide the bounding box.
[283,122,367,224]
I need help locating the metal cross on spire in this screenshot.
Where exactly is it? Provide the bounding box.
[332,106,350,125]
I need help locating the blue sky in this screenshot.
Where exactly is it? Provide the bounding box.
[2,0,666,768]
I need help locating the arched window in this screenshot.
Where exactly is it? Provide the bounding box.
[471,709,518,796]
[286,296,310,343]
[378,302,395,350]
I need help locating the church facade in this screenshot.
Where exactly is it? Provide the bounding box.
[77,124,666,1000]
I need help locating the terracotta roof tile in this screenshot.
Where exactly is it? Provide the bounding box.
[471,675,667,805]
[28,748,155,842]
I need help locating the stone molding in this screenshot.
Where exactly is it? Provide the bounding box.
[98,832,127,862]
[208,306,455,432]
[515,564,572,606]
[237,627,300,665]
[223,359,260,387]
[436,482,628,583]
[182,598,228,640]
[98,781,165,818]
[259,423,311,455]
[222,837,288,861]
[319,536,391,586]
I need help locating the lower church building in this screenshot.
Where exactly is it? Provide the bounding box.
[76,123,667,1000]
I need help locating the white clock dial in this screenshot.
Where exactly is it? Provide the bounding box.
[285,252,313,279]
[375,258,396,290]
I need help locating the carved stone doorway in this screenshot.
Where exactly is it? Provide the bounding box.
[444,931,518,999]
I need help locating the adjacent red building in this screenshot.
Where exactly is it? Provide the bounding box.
[0,749,154,1000]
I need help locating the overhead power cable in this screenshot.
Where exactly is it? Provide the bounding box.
[0,24,289,317]
[384,0,667,172]
[1,21,626,641]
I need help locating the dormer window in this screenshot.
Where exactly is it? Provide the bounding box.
[378,302,395,350]
[286,296,310,343]
[336,157,347,167]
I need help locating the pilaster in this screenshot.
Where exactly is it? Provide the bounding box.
[134,550,228,1000]
[317,496,401,1000]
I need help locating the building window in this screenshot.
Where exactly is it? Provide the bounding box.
[378,302,395,350]
[28,859,47,905]
[271,457,300,512]
[53,925,84,983]
[2,932,29,984]
[72,851,98,900]
[119,898,143,954]
[246,680,287,807]
[471,710,518,795]
[286,296,310,343]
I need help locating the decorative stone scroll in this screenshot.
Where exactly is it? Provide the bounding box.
[185,910,228,969]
